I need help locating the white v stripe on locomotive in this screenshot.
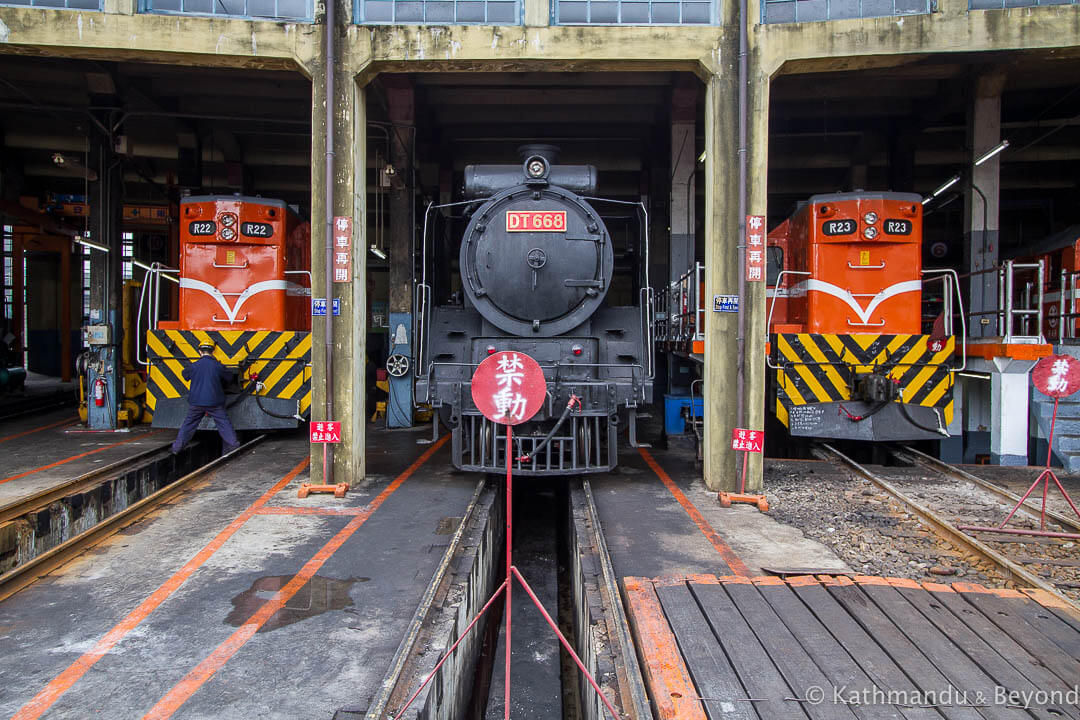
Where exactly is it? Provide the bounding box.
[804,278,922,325]
[178,278,304,323]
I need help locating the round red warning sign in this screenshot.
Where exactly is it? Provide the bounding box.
[1032,354,1080,399]
[470,351,546,425]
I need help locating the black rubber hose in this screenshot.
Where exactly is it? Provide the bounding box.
[254,386,307,420]
[517,395,580,464]
[899,402,947,436]
[838,400,888,422]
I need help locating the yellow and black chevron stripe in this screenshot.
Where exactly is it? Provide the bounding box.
[773,333,954,428]
[146,329,311,421]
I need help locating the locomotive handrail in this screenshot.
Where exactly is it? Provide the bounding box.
[921,268,966,372]
[956,259,1044,346]
[212,313,249,324]
[765,270,811,369]
[847,261,886,270]
[135,262,180,367]
[846,319,887,327]
[212,260,249,269]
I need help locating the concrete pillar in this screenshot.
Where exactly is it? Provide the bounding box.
[524,0,549,25]
[87,131,122,430]
[310,32,365,484]
[703,23,768,493]
[964,72,1005,339]
[385,77,414,429]
[670,79,697,287]
[703,73,739,493]
[990,357,1033,465]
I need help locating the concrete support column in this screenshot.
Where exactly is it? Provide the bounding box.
[703,73,739,492]
[990,357,1033,465]
[385,77,414,428]
[669,78,697,287]
[524,0,549,25]
[310,35,365,484]
[964,72,1005,339]
[87,131,122,430]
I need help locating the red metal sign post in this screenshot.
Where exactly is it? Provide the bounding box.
[958,354,1080,539]
[394,351,619,719]
[300,421,349,499]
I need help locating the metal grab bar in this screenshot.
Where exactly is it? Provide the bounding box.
[847,319,886,327]
[212,260,249,269]
[765,270,810,370]
[922,268,966,371]
[212,314,248,324]
[847,261,886,269]
[135,262,180,366]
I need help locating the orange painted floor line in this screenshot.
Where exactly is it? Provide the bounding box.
[12,455,312,720]
[0,417,76,445]
[0,431,160,486]
[142,434,449,720]
[638,448,751,576]
[254,506,365,516]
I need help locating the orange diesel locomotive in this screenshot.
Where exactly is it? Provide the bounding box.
[767,191,959,442]
[145,195,312,430]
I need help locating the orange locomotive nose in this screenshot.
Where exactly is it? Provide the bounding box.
[176,196,311,333]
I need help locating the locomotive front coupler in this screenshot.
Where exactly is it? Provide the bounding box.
[854,372,900,403]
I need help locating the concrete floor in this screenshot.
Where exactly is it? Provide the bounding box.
[592,436,849,579]
[0,408,168,506]
[0,426,479,719]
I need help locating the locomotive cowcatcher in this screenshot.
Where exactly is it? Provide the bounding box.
[767,191,961,442]
[415,146,654,475]
[144,195,312,431]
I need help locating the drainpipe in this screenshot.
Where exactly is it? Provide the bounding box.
[323,0,336,484]
[735,0,749,450]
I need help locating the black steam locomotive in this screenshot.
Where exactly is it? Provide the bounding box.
[415,145,654,476]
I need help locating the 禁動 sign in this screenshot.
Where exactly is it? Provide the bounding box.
[1033,354,1080,399]
[312,298,341,316]
[714,294,739,313]
[310,421,342,443]
[745,215,765,282]
[333,216,352,283]
[731,428,764,453]
[470,351,546,426]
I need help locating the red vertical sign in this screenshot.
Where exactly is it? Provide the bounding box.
[333,216,352,284]
[745,215,765,282]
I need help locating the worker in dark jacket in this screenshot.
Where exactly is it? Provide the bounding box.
[171,341,240,455]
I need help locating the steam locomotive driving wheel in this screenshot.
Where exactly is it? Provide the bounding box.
[386,354,410,378]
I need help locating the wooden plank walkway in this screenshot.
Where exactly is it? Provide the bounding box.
[624,575,1080,720]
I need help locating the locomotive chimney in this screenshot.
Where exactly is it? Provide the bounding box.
[517,144,561,165]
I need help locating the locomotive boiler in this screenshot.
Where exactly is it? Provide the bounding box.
[143,195,312,431]
[766,191,962,442]
[415,146,653,475]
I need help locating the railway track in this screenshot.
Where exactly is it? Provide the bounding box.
[813,442,1080,612]
[365,477,648,720]
[0,435,265,602]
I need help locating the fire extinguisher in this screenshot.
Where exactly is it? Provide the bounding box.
[92,378,106,407]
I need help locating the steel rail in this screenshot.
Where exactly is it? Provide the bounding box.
[364,477,488,720]
[0,435,266,603]
[0,442,173,524]
[892,444,1080,534]
[813,442,1079,613]
[581,479,653,720]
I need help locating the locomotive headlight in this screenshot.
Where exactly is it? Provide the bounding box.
[220,226,236,241]
[220,213,238,228]
[863,226,878,240]
[863,212,878,225]
[527,159,546,178]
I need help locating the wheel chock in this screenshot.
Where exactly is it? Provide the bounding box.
[298,482,350,499]
[718,492,769,512]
